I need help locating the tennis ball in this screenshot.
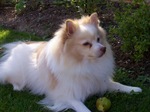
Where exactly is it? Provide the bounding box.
[96,97,111,112]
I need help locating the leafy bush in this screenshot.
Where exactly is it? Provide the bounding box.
[109,1,150,61]
[14,0,105,15]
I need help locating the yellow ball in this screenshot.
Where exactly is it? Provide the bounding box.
[96,97,111,112]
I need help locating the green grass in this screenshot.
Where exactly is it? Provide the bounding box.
[84,68,150,112]
[0,27,149,112]
[0,26,43,44]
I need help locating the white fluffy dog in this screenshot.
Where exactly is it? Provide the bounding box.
[0,13,142,112]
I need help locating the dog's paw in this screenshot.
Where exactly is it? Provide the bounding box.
[130,87,142,93]
[13,84,23,91]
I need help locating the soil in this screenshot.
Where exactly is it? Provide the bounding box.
[0,4,149,79]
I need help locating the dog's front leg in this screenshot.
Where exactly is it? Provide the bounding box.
[69,100,91,112]
[108,80,142,93]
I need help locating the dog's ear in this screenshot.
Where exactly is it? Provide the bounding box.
[90,12,99,25]
[66,19,77,36]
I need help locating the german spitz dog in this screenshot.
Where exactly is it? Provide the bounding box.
[0,13,142,112]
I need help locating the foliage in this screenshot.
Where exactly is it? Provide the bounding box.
[15,0,26,14]
[3,0,107,15]
[14,0,51,14]
[70,0,100,14]
[53,0,105,15]
[109,0,150,61]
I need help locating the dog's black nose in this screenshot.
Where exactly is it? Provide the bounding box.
[100,47,106,53]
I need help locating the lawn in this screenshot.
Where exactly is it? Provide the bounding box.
[0,27,149,112]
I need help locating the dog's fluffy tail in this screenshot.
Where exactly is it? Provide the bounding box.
[0,42,21,82]
[0,42,30,90]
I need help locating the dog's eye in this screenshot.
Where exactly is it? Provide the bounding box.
[83,42,92,48]
[97,37,100,42]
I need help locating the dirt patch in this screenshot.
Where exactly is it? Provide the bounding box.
[0,5,79,37]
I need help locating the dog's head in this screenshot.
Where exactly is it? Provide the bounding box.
[56,13,108,62]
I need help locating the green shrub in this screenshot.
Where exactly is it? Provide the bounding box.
[109,1,150,61]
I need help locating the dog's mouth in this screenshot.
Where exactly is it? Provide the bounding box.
[85,47,106,59]
[97,47,106,58]
[88,51,106,59]
[98,53,105,58]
